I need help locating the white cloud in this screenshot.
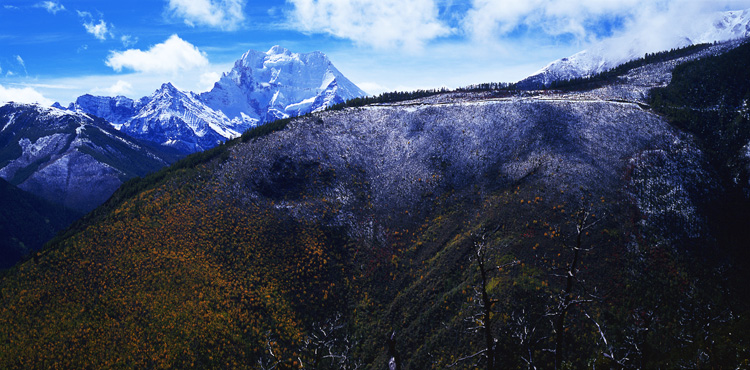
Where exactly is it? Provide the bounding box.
[35,1,66,14]
[463,0,651,42]
[77,10,113,41]
[167,0,246,30]
[355,81,387,95]
[287,0,452,49]
[20,83,77,90]
[92,80,133,96]
[584,0,750,66]
[83,19,112,41]
[15,55,28,76]
[463,0,750,45]
[121,35,138,47]
[199,71,221,92]
[106,34,210,74]
[0,84,54,106]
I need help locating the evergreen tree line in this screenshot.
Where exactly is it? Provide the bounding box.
[326,89,452,111]
[327,83,517,111]
[548,42,715,91]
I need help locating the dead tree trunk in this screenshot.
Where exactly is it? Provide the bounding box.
[477,241,498,370]
[386,332,402,370]
[554,209,594,369]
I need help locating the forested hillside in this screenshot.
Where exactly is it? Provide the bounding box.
[0,41,749,369]
[650,41,750,295]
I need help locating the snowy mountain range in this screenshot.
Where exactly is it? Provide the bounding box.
[64,46,366,154]
[0,103,176,213]
[518,8,750,88]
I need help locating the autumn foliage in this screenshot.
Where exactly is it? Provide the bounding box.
[0,165,348,369]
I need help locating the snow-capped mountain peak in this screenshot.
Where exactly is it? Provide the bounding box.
[200,46,366,124]
[267,45,292,57]
[518,8,750,88]
[0,102,172,213]
[156,82,179,95]
[67,46,367,154]
[702,9,750,42]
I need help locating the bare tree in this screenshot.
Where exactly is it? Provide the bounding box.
[509,306,550,370]
[451,231,519,370]
[258,331,281,370]
[299,313,362,370]
[550,208,599,369]
[386,331,402,370]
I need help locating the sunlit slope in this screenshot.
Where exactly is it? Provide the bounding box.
[0,161,349,368]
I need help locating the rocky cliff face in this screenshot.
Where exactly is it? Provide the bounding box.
[63,95,145,127]
[120,83,242,154]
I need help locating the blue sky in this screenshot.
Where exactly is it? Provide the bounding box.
[1,0,749,105]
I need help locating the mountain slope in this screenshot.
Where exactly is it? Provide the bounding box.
[0,178,80,268]
[67,46,366,154]
[122,83,244,154]
[649,40,750,290]
[519,8,750,88]
[67,84,245,154]
[0,43,748,369]
[0,103,175,213]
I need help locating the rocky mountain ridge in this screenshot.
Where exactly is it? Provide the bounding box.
[65,46,366,154]
[0,103,176,213]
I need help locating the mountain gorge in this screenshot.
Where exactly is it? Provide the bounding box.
[1,38,749,369]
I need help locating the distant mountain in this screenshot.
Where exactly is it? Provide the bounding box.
[200,45,366,124]
[0,177,80,268]
[0,103,176,213]
[518,8,750,88]
[67,46,367,154]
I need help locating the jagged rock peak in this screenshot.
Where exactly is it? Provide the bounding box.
[235,45,331,71]
[159,82,178,91]
[201,45,366,125]
[267,45,292,56]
